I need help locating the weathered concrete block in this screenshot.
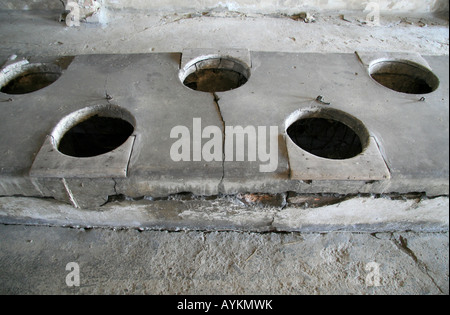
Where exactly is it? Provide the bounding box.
[63,178,116,209]
[0,51,448,214]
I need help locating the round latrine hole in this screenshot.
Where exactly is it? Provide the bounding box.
[0,63,62,95]
[369,60,440,94]
[180,56,250,93]
[287,118,364,160]
[55,106,136,158]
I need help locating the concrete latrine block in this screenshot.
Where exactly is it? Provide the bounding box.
[285,107,391,181]
[356,51,440,95]
[0,51,448,220]
[30,104,136,179]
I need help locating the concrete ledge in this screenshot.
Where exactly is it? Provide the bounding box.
[0,195,448,233]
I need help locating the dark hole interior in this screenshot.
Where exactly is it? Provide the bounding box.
[370,62,439,94]
[371,73,433,94]
[58,115,134,158]
[1,72,61,95]
[287,118,363,160]
[183,68,248,93]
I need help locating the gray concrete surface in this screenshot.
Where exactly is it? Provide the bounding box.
[0,8,448,295]
[218,52,448,195]
[1,51,448,211]
[0,10,449,57]
[0,224,448,295]
[1,195,448,233]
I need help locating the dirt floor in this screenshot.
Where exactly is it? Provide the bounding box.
[0,10,448,57]
[0,8,448,295]
[0,225,448,295]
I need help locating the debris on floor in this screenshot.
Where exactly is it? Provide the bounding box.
[60,0,104,26]
[290,12,316,23]
[340,14,352,23]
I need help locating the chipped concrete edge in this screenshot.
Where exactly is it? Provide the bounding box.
[0,195,448,233]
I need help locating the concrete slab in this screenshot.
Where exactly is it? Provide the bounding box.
[285,107,390,181]
[0,224,448,295]
[30,135,136,178]
[218,52,449,196]
[287,136,390,181]
[0,50,448,230]
[1,53,225,206]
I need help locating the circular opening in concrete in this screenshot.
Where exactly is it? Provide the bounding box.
[286,108,369,160]
[369,60,440,94]
[54,105,135,158]
[180,56,250,92]
[0,63,62,95]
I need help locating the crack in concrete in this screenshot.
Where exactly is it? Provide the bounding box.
[267,215,277,232]
[112,178,119,196]
[104,75,113,103]
[100,192,440,210]
[213,92,226,193]
[62,178,80,209]
[390,233,444,294]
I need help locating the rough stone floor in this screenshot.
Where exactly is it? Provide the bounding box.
[0,9,449,295]
[0,225,448,295]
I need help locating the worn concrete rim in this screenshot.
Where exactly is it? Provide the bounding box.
[285,107,371,159]
[50,104,137,156]
[0,62,63,95]
[178,54,251,92]
[368,58,440,95]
